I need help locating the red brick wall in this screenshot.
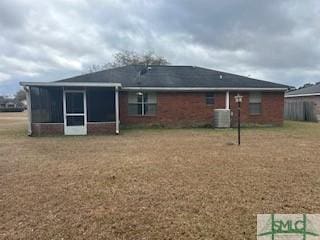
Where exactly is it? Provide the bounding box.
[229,92,284,126]
[32,123,64,136]
[87,122,116,134]
[119,91,284,127]
[119,92,226,127]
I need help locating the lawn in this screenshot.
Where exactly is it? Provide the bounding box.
[1,112,320,239]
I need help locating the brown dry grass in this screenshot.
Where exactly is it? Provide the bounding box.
[1,112,320,240]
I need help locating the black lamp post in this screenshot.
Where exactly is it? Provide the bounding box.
[234,93,243,145]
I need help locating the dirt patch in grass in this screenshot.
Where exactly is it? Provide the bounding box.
[1,112,320,239]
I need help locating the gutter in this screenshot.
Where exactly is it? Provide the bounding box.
[121,87,288,92]
[19,82,287,91]
[20,81,122,88]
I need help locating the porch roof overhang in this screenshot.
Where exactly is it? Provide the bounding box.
[20,81,122,88]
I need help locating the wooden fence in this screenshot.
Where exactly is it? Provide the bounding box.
[284,101,317,122]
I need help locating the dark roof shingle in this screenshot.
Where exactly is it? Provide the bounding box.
[56,65,288,89]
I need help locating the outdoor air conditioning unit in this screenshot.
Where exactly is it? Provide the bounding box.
[213,109,231,128]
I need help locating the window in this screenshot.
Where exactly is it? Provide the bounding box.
[205,93,215,105]
[6,103,16,108]
[249,92,262,115]
[128,92,157,116]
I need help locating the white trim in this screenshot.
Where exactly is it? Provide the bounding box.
[115,87,119,134]
[64,113,85,116]
[122,87,288,91]
[24,86,32,136]
[63,90,87,135]
[20,82,287,91]
[63,88,66,126]
[33,122,116,124]
[285,93,320,98]
[225,91,230,109]
[84,91,87,131]
[87,121,116,124]
[20,81,121,87]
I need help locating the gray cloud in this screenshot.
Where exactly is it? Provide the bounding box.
[0,0,320,95]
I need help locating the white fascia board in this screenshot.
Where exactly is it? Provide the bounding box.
[285,93,320,98]
[20,81,122,88]
[122,87,288,92]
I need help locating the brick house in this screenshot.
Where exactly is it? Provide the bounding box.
[20,65,288,136]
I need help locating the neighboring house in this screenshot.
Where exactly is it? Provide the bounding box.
[20,65,288,136]
[285,84,320,122]
[0,98,24,112]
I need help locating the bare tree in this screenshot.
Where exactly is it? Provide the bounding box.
[15,89,26,102]
[88,64,110,73]
[88,50,169,72]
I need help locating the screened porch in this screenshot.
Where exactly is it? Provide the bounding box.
[21,82,121,136]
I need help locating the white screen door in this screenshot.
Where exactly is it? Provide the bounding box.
[63,90,87,135]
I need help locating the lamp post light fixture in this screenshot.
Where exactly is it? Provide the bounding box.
[234,93,243,145]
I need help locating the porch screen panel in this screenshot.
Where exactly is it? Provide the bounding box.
[66,92,84,113]
[30,87,63,123]
[86,88,115,122]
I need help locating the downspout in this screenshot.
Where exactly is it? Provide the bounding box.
[115,86,119,134]
[24,86,32,136]
[225,91,230,109]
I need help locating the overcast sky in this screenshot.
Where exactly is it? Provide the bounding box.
[0,0,319,95]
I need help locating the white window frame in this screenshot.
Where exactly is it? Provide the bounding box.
[249,92,262,115]
[128,92,157,116]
